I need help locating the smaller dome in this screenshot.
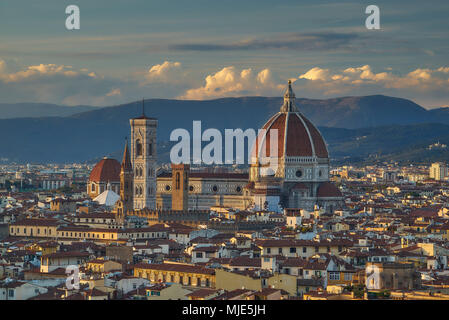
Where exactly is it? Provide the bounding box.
[89,158,121,183]
[317,182,342,198]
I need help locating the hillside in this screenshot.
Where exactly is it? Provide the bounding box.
[0,103,95,119]
[1,95,449,163]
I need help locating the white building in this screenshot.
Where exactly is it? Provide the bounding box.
[0,280,48,300]
[430,162,448,181]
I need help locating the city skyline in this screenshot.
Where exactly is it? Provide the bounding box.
[2,0,449,305]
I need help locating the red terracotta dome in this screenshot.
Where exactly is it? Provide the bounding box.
[89,157,121,182]
[317,182,342,198]
[252,81,328,160]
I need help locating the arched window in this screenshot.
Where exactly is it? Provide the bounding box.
[139,168,143,176]
[136,139,142,157]
[148,143,153,156]
[176,172,180,190]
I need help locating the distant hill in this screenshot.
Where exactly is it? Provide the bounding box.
[1,95,449,163]
[320,123,449,164]
[297,95,441,128]
[0,103,95,119]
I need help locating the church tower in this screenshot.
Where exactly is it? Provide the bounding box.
[120,138,133,214]
[171,163,189,211]
[130,100,157,210]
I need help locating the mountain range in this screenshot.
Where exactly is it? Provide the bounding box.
[0,103,95,119]
[1,95,448,164]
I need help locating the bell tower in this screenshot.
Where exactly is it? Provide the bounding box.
[130,99,157,210]
[171,163,189,211]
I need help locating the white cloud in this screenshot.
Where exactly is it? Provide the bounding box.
[0,58,448,108]
[0,63,92,83]
[299,67,330,81]
[179,66,280,100]
[145,61,182,83]
[0,59,121,106]
[296,65,449,106]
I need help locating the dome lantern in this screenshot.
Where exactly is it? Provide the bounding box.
[281,80,297,113]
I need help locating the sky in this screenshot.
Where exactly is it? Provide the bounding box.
[0,0,448,108]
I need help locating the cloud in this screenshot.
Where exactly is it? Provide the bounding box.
[169,32,359,52]
[1,58,448,108]
[299,67,331,81]
[0,63,95,83]
[0,59,121,106]
[179,66,281,100]
[144,61,182,83]
[296,65,449,106]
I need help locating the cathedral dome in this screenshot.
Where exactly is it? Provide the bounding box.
[252,81,328,161]
[89,157,121,183]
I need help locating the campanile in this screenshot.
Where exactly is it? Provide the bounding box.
[130,100,157,210]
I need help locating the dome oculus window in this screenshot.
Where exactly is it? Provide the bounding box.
[189,185,194,192]
[236,186,242,193]
[165,185,171,191]
[295,169,303,178]
[212,185,218,192]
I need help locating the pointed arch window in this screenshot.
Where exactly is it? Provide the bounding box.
[136,139,143,157]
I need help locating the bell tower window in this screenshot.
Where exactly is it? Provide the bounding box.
[136,139,142,157]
